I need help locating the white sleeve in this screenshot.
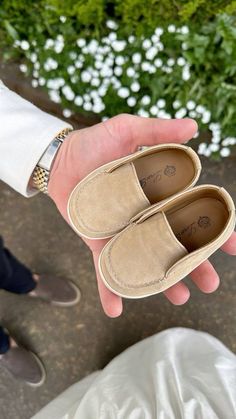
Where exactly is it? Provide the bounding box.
[0,80,72,197]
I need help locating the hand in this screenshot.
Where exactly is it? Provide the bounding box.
[48,114,236,317]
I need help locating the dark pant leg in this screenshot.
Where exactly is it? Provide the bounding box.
[0,236,36,294]
[0,326,10,354]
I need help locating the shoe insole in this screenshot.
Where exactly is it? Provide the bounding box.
[166,198,229,252]
[134,150,195,204]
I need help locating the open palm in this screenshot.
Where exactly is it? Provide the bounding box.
[48,114,236,317]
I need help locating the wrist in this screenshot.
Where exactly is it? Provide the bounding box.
[33,128,72,195]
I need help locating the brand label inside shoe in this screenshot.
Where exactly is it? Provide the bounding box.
[140,165,176,188]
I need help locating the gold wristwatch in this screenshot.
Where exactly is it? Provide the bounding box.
[33,128,72,194]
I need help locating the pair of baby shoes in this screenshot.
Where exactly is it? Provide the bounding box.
[67,144,235,298]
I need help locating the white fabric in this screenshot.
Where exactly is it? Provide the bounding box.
[33,328,236,419]
[0,80,72,197]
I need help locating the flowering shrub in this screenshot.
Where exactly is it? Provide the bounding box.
[1,9,236,158]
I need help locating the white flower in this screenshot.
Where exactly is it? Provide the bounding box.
[95,60,103,70]
[203,148,212,157]
[60,16,67,23]
[220,147,231,157]
[173,100,181,109]
[118,87,130,98]
[30,53,37,63]
[74,96,83,106]
[212,133,221,144]
[81,71,92,83]
[93,103,105,113]
[127,67,136,77]
[77,38,86,48]
[150,105,158,115]
[62,85,75,101]
[151,34,159,43]
[202,110,211,124]
[127,97,137,107]
[138,109,149,117]
[132,53,142,64]
[109,32,117,42]
[156,42,164,51]
[157,99,166,108]
[198,142,207,155]
[98,86,107,97]
[142,39,152,50]
[31,80,38,88]
[141,61,151,71]
[20,40,30,50]
[157,110,170,119]
[154,58,163,68]
[34,62,40,70]
[83,93,90,102]
[146,46,158,60]
[196,105,205,114]
[141,95,151,106]
[182,65,190,80]
[175,108,187,118]
[67,65,75,75]
[177,57,186,66]
[148,65,156,74]
[54,41,64,54]
[128,35,135,43]
[75,60,83,69]
[181,26,189,35]
[45,39,54,49]
[49,90,61,103]
[33,70,39,78]
[116,55,125,66]
[39,77,46,86]
[209,143,219,152]
[112,40,126,52]
[155,27,164,36]
[87,40,99,54]
[209,122,221,132]
[100,66,113,78]
[163,66,172,74]
[167,58,175,67]
[105,57,114,67]
[84,102,92,111]
[130,81,140,92]
[92,69,99,78]
[106,20,118,30]
[63,109,72,118]
[182,42,188,50]
[82,46,88,54]
[44,58,58,71]
[114,66,123,76]
[71,76,78,83]
[19,64,27,73]
[222,137,236,146]
[186,100,196,110]
[168,24,176,33]
[189,110,197,118]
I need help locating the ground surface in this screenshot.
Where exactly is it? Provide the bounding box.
[0,68,235,419]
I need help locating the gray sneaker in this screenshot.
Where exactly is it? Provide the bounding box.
[0,341,46,387]
[30,275,81,307]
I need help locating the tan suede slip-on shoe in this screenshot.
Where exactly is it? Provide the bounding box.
[68,144,201,239]
[98,185,235,298]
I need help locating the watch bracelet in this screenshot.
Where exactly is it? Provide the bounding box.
[33,128,72,194]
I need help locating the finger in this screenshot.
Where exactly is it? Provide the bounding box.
[221,231,236,255]
[164,281,190,305]
[93,250,123,318]
[110,115,198,149]
[190,260,220,293]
